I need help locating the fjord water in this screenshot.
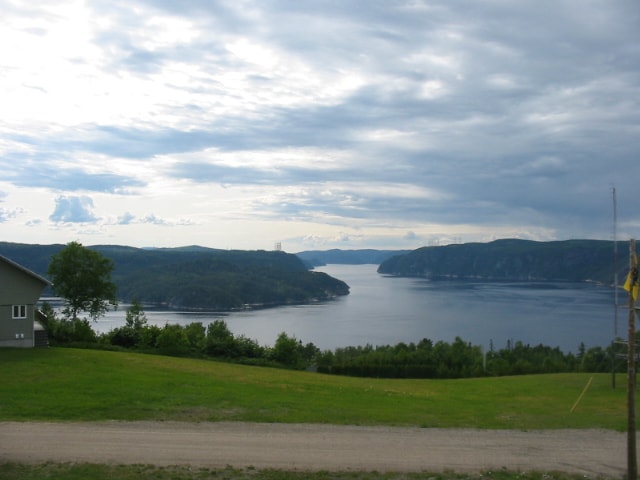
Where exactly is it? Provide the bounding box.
[96,264,616,353]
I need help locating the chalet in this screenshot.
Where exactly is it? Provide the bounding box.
[0,255,50,347]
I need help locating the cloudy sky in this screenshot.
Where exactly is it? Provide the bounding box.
[1,1,639,252]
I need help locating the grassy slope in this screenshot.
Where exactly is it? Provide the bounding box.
[0,348,627,430]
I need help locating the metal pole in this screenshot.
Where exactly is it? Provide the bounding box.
[628,238,637,480]
[614,187,618,388]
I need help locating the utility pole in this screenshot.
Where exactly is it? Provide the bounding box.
[627,238,638,480]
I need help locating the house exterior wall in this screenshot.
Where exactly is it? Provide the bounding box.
[0,258,49,348]
[0,305,35,347]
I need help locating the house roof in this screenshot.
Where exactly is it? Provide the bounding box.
[0,255,51,286]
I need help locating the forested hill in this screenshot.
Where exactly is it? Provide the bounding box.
[296,248,411,267]
[377,239,626,284]
[0,242,349,310]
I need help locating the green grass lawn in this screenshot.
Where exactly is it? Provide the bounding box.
[0,347,628,430]
[0,463,605,480]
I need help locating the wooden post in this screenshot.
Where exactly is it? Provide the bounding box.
[628,238,638,480]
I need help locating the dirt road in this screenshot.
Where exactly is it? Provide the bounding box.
[0,422,628,476]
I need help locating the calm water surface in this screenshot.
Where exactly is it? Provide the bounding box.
[94,264,618,353]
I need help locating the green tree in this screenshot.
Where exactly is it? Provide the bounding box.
[185,322,206,352]
[156,324,190,356]
[271,332,302,368]
[47,241,118,322]
[125,299,148,329]
[109,300,148,348]
[39,300,97,344]
[206,320,236,356]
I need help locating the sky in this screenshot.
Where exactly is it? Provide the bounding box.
[1,0,639,252]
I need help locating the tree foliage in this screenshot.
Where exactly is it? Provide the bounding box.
[271,332,303,368]
[378,238,626,283]
[41,296,625,379]
[109,300,148,348]
[47,241,118,322]
[313,337,624,379]
[0,242,350,311]
[118,259,349,310]
[38,302,97,345]
[43,298,624,378]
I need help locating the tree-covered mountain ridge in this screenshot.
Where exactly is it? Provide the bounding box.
[377,239,627,284]
[0,242,349,311]
[295,248,412,267]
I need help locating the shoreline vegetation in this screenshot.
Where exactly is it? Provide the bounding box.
[41,301,624,380]
[0,239,628,313]
[0,242,351,311]
[377,238,624,285]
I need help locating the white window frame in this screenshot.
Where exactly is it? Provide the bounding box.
[12,305,27,319]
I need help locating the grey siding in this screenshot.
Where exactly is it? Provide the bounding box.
[0,305,35,347]
[0,257,50,348]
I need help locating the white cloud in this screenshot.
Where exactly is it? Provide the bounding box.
[0,206,20,223]
[50,195,97,223]
[140,214,168,225]
[117,212,135,225]
[0,0,637,251]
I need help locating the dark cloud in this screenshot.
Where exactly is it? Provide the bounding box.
[4,160,145,193]
[169,160,362,186]
[88,126,218,158]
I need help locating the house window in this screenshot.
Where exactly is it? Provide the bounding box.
[12,305,27,319]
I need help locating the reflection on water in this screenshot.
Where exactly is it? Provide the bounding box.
[88,264,616,353]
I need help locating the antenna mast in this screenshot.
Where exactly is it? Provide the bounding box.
[614,186,619,336]
[612,186,619,389]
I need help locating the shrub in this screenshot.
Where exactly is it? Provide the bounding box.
[156,324,190,356]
